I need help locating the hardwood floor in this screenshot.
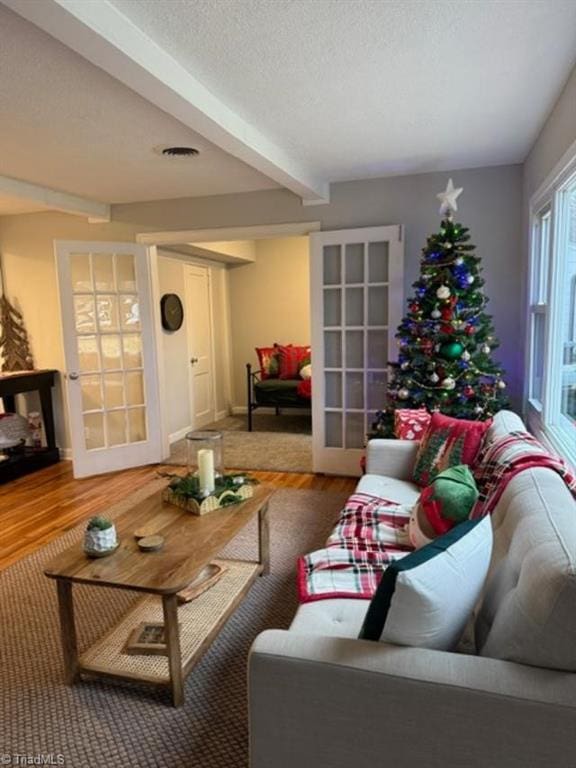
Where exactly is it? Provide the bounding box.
[0,461,356,572]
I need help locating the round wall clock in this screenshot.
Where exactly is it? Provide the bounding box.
[160,293,184,331]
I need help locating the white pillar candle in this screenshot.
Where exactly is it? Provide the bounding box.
[197,448,215,494]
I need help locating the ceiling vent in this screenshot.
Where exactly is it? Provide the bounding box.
[155,146,200,159]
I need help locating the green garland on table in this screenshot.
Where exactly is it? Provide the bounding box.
[159,472,259,507]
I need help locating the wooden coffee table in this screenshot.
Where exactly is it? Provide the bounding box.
[44,483,273,706]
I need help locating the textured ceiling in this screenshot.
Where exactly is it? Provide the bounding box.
[0,5,278,204]
[111,0,576,181]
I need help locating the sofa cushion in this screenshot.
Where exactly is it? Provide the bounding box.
[476,467,576,670]
[357,474,420,506]
[359,517,492,650]
[290,599,370,638]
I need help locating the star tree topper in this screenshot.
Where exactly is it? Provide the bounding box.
[437,178,463,215]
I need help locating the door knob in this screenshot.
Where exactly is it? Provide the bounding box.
[190,357,199,365]
[68,372,79,380]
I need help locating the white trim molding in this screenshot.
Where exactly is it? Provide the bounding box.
[0,174,110,221]
[169,425,192,445]
[137,222,322,246]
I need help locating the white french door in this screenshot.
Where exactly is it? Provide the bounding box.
[56,241,162,477]
[310,226,404,475]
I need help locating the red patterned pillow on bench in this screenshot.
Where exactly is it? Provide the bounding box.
[255,346,280,379]
[277,344,311,379]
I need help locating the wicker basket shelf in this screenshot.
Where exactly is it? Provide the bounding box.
[80,559,261,685]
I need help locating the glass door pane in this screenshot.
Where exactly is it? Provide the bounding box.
[71,251,148,450]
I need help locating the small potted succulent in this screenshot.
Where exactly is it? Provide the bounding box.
[84,515,118,557]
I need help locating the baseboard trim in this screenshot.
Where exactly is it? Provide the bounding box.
[215,409,228,421]
[231,406,311,416]
[169,425,192,445]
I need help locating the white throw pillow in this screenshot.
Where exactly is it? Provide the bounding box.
[300,363,312,380]
[359,516,493,650]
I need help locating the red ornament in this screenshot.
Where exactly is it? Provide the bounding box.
[410,302,420,313]
[441,307,452,321]
[441,324,453,334]
[465,325,476,335]
[420,339,434,354]
[463,386,474,397]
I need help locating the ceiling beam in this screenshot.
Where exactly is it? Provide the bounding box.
[4,0,330,205]
[0,175,110,221]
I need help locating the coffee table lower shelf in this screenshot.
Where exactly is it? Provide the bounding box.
[78,559,261,695]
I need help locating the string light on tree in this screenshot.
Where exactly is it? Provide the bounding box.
[370,179,508,436]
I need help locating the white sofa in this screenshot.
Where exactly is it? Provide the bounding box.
[249,410,576,768]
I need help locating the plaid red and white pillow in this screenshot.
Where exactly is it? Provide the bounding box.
[277,344,311,379]
[394,408,431,440]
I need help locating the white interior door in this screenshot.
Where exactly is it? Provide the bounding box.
[184,265,215,428]
[56,241,162,477]
[310,226,404,476]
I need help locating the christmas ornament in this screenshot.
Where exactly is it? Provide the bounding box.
[467,275,474,284]
[481,344,490,354]
[440,341,464,360]
[401,361,410,370]
[436,178,463,215]
[398,388,410,400]
[463,386,475,397]
[443,241,453,249]
[440,307,452,320]
[436,285,451,300]
[461,350,471,362]
[441,377,456,390]
[474,405,484,414]
[431,309,441,319]
[497,380,507,389]
[465,325,476,336]
[440,323,454,335]
[430,373,439,384]
[455,256,464,266]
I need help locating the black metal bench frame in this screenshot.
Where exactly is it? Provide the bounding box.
[246,363,311,432]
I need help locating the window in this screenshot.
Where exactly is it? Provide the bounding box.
[528,208,551,404]
[560,191,576,428]
[527,167,576,466]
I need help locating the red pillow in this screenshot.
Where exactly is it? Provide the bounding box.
[277,344,311,379]
[255,346,280,379]
[412,412,491,487]
[394,408,431,440]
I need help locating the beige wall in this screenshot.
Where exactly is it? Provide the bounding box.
[228,236,310,407]
[157,254,191,438]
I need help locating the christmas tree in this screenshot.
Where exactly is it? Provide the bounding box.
[372,179,508,436]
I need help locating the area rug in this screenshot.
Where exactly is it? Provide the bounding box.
[1,480,347,768]
[205,413,312,434]
[166,428,312,473]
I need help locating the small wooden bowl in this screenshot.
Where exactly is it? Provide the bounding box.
[137,535,165,552]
